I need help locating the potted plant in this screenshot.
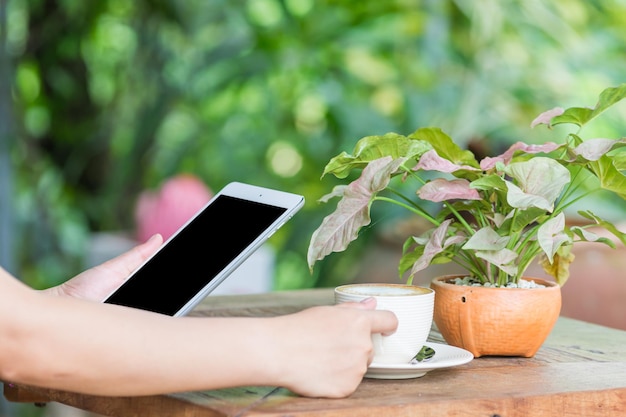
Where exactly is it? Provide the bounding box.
[307,84,626,357]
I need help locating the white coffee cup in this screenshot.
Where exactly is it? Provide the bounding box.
[335,283,434,364]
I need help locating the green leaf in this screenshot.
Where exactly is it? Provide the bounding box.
[610,152,626,171]
[550,107,593,128]
[551,83,626,127]
[322,132,431,179]
[470,174,507,192]
[509,208,546,232]
[590,83,626,120]
[577,210,626,246]
[399,240,425,277]
[408,127,480,168]
[430,253,456,265]
[570,226,616,249]
[587,154,626,199]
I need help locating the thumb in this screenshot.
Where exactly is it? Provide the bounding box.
[355,298,398,336]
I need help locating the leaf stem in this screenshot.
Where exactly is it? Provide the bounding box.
[450,254,484,281]
[373,196,439,225]
[443,202,475,236]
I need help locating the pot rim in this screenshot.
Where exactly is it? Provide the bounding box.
[431,274,561,290]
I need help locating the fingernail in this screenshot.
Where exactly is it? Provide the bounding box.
[146,234,162,244]
[360,297,375,304]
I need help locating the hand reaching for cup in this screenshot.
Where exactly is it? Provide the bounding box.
[268,298,398,398]
[335,283,434,364]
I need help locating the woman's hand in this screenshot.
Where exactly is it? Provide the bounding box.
[269,298,398,398]
[43,234,163,301]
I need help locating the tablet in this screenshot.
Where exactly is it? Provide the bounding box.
[104,182,304,316]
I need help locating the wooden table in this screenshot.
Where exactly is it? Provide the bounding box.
[5,289,626,416]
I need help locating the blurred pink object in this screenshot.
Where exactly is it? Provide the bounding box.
[135,175,213,242]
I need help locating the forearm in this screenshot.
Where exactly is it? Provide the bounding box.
[1,266,397,398]
[1,290,282,396]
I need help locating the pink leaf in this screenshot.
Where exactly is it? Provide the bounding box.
[480,141,563,170]
[414,150,480,173]
[504,158,570,212]
[409,219,454,276]
[318,185,347,203]
[537,213,571,263]
[307,157,405,269]
[417,178,481,202]
[462,227,509,251]
[474,249,519,276]
[573,138,621,161]
[530,107,565,128]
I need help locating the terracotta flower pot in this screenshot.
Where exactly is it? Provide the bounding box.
[430,275,562,358]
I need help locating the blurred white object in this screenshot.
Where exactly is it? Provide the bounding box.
[85,232,137,268]
[210,244,274,295]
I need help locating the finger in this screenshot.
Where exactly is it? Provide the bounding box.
[334,301,398,335]
[369,310,398,337]
[134,233,164,259]
[101,234,163,275]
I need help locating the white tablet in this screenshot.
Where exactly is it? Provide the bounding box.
[104,182,304,316]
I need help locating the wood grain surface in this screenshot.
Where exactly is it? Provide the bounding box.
[5,289,626,417]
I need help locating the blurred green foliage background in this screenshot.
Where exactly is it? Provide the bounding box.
[1,0,626,293]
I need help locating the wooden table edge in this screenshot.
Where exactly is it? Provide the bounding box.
[4,383,229,417]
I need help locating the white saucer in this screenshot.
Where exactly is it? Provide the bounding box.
[365,342,474,380]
